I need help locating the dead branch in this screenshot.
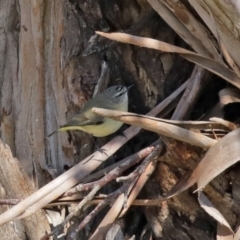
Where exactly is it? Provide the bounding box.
[64,143,156,196]
[172,66,208,120]
[119,142,163,217]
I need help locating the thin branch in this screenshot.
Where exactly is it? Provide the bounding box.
[0,198,167,207]
[76,184,130,234]
[119,142,163,217]
[42,186,101,240]
[172,66,208,120]
[64,144,156,196]
[117,141,163,182]
[89,179,138,240]
[51,143,159,238]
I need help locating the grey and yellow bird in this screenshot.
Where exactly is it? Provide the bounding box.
[48,85,132,137]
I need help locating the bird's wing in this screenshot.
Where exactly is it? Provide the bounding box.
[61,118,103,128]
[48,105,104,137]
[47,118,103,137]
[70,110,104,126]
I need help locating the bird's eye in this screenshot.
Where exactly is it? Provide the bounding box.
[116,86,123,92]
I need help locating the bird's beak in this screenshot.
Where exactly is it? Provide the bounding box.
[127,84,134,91]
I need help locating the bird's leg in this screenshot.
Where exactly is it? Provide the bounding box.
[115,128,127,139]
[89,135,108,156]
[119,131,127,139]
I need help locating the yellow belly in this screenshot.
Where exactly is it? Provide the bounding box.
[59,101,128,137]
[80,118,124,137]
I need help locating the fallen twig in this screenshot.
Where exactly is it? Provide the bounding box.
[117,141,163,183]
[42,143,158,238]
[172,66,208,120]
[89,179,138,240]
[64,143,156,196]
[119,142,163,217]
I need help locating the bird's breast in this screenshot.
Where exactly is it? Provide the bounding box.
[81,118,124,137]
[83,102,128,137]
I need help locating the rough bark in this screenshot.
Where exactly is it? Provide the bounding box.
[1,0,239,239]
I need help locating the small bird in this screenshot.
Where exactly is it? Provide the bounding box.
[48,85,132,137]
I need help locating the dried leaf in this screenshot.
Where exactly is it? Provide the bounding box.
[165,128,240,198]
[198,192,233,233]
[195,128,240,191]
[234,226,240,240]
[217,223,234,240]
[92,108,217,149]
[189,0,240,70]
[147,0,216,59]
[148,0,220,60]
[96,32,240,90]
[219,88,240,105]
[210,118,237,131]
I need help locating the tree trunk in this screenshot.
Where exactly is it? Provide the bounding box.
[0,0,238,239]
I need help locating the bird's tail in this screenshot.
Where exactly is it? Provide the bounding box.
[47,129,58,137]
[48,125,84,137]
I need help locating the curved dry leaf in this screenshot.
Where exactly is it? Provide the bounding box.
[210,118,237,131]
[96,32,240,90]
[195,128,240,191]
[217,224,234,240]
[149,0,220,60]
[92,108,217,149]
[198,192,233,234]
[189,0,240,70]
[234,226,240,240]
[181,54,240,89]
[132,115,231,131]
[201,87,240,127]
[194,0,240,75]
[92,110,232,131]
[219,88,240,105]
[165,128,240,199]
[147,0,215,59]
[219,41,240,76]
